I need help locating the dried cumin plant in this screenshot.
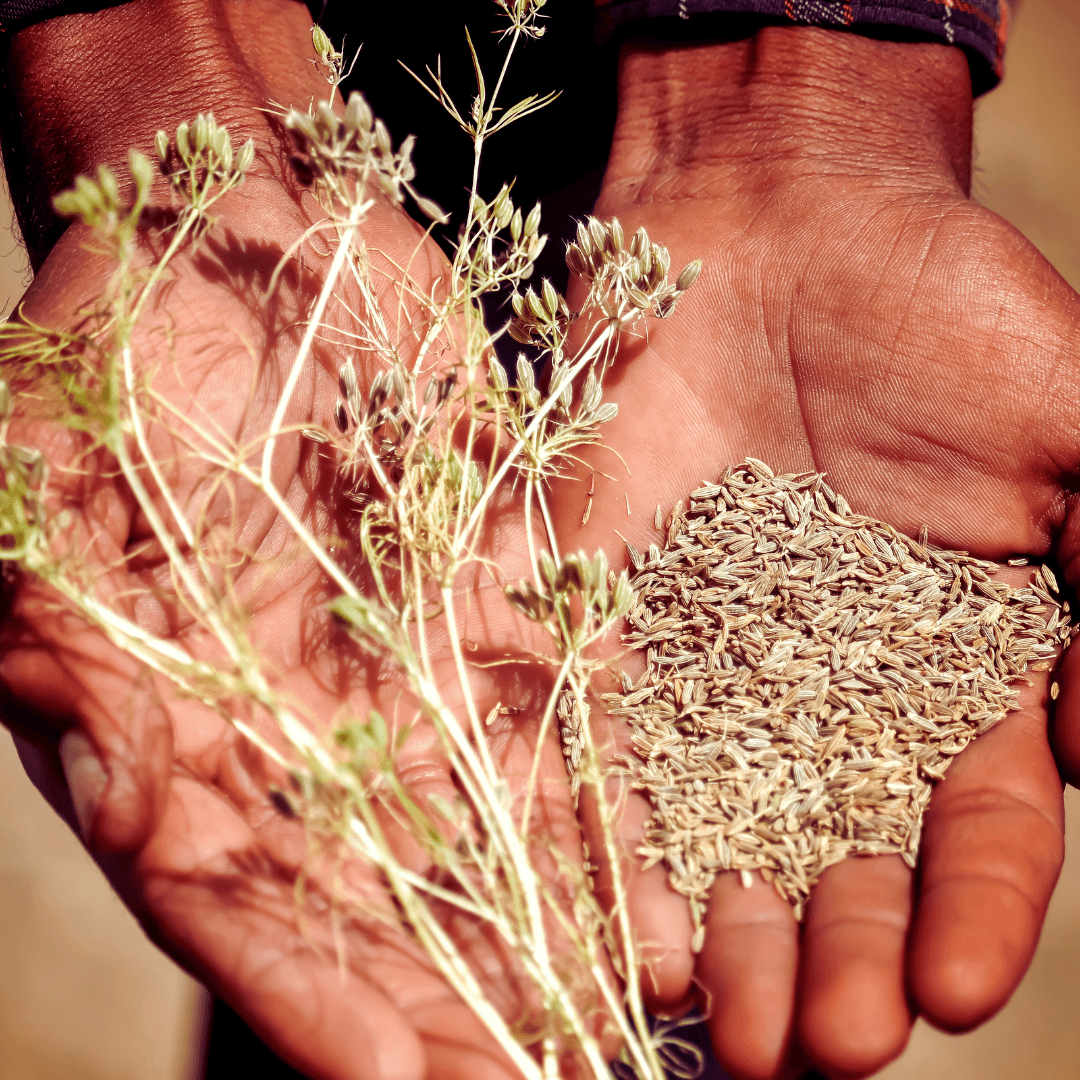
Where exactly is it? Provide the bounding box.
[603,459,1072,945]
[0,6,706,1080]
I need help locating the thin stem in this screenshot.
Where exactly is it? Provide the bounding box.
[524,477,540,585]
[573,670,664,1080]
[535,483,560,565]
[519,653,572,839]
[261,212,365,489]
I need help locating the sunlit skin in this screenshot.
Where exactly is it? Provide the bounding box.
[554,31,1079,1080]
[2,5,1079,1080]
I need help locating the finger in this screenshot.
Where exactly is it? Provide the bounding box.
[907,691,1064,1031]
[577,777,695,1009]
[141,775,521,1080]
[1050,634,1080,785]
[698,870,798,1080]
[0,595,173,851]
[797,855,912,1079]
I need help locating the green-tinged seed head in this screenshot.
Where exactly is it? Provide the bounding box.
[312,24,332,57]
[97,165,119,207]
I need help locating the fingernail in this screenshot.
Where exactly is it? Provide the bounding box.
[58,730,108,841]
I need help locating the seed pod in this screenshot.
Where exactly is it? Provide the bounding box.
[581,371,601,413]
[97,165,119,208]
[556,559,583,595]
[631,226,649,259]
[128,150,154,196]
[345,92,372,132]
[316,101,337,134]
[655,294,678,319]
[510,206,523,242]
[193,113,209,153]
[339,360,359,401]
[437,371,457,404]
[414,195,449,224]
[467,461,483,503]
[652,245,671,280]
[210,125,228,162]
[538,549,557,589]
[397,133,416,172]
[488,358,508,393]
[565,245,586,278]
[176,122,190,160]
[312,24,332,58]
[524,201,541,236]
[516,355,536,395]
[236,139,255,175]
[334,400,350,432]
[390,365,407,402]
[508,321,536,345]
[575,219,592,254]
[609,218,624,253]
[588,217,606,252]
[492,185,512,228]
[154,130,170,164]
[542,279,559,316]
[627,287,652,310]
[374,119,392,155]
[675,259,703,292]
[526,290,547,322]
[52,187,89,221]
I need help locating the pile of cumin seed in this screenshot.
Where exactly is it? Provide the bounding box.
[602,459,1072,941]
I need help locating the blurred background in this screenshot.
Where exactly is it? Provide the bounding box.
[2,0,1080,1077]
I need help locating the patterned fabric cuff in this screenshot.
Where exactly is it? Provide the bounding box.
[595,0,1011,94]
[0,0,130,32]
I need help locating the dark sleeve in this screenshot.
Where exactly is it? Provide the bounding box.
[595,0,1011,94]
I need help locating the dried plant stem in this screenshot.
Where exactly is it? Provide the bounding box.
[261,215,364,487]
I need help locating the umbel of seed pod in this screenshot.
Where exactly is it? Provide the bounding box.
[461,187,546,292]
[562,216,702,323]
[154,114,255,193]
[508,278,571,345]
[282,93,447,222]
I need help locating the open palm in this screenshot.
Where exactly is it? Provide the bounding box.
[552,34,1080,1080]
[0,124,596,1080]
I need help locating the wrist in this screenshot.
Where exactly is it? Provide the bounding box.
[5,0,320,263]
[603,27,974,206]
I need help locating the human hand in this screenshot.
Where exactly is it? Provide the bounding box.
[553,27,1080,1080]
[0,5,592,1080]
